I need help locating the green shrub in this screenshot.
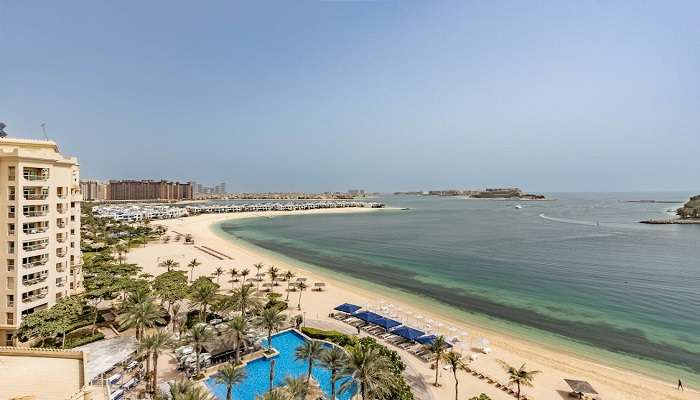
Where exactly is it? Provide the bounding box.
[301,327,353,347]
[65,332,105,348]
[40,331,105,349]
[468,395,493,400]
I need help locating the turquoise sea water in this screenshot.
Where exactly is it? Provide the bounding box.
[205,330,352,400]
[217,193,700,386]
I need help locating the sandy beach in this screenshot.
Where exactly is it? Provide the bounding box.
[126,208,698,400]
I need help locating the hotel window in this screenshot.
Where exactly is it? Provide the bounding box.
[8,205,15,218]
[7,241,14,254]
[8,167,15,181]
[6,313,14,325]
[8,223,15,235]
[8,186,15,201]
[7,259,15,272]
[70,215,75,222]
[5,334,13,345]
[6,277,13,289]
[6,295,14,307]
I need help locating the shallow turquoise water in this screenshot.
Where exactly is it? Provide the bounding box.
[218,193,700,384]
[205,330,352,400]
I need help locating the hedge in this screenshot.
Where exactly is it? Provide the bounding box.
[301,327,354,347]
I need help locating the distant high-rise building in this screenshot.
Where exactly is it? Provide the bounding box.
[79,179,107,201]
[348,189,365,196]
[0,137,82,345]
[107,180,193,201]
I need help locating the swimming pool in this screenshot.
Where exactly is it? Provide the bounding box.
[205,329,354,400]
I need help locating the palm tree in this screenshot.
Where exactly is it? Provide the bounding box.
[159,258,179,272]
[169,379,217,400]
[295,340,324,385]
[227,316,248,365]
[190,281,219,321]
[143,330,173,393]
[187,323,215,375]
[188,258,202,282]
[171,302,183,333]
[319,346,348,400]
[232,283,262,316]
[214,364,247,400]
[213,267,225,284]
[443,351,467,400]
[257,308,287,351]
[255,390,287,400]
[267,266,280,289]
[117,297,166,342]
[498,361,541,400]
[282,376,307,400]
[296,281,308,310]
[253,262,264,291]
[115,242,129,264]
[340,343,396,400]
[429,335,447,386]
[283,271,294,301]
[228,268,239,289]
[240,268,250,286]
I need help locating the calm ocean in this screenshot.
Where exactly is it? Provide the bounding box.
[217,193,700,384]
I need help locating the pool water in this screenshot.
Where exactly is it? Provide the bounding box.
[205,330,354,400]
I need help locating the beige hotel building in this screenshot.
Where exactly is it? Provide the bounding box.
[0,138,82,345]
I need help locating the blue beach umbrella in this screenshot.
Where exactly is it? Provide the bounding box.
[391,326,425,341]
[334,303,362,314]
[354,311,383,324]
[416,335,453,348]
[373,317,402,330]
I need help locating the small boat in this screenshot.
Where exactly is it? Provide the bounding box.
[514,205,523,209]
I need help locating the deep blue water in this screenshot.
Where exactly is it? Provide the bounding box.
[206,330,352,400]
[218,193,700,382]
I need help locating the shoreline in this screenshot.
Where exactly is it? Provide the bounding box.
[129,208,698,400]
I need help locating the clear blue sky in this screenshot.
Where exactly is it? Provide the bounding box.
[1,1,698,192]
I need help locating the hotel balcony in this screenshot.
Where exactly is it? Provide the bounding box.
[56,233,67,243]
[22,273,48,286]
[22,288,49,303]
[23,222,50,235]
[56,248,67,258]
[23,187,50,201]
[23,256,49,269]
[23,167,50,181]
[57,220,67,228]
[57,205,68,214]
[56,279,67,288]
[56,262,66,272]
[23,239,49,252]
[23,206,49,217]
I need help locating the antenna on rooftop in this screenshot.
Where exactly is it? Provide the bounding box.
[40,123,48,140]
[0,122,7,138]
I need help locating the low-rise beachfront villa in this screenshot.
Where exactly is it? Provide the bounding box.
[92,201,384,222]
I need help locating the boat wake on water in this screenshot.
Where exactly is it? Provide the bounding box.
[539,213,601,227]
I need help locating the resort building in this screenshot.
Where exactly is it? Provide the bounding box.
[0,138,82,346]
[80,179,108,201]
[107,179,193,201]
[0,346,98,400]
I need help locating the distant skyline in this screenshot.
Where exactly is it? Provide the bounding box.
[2,1,699,193]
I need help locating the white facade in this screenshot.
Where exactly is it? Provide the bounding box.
[0,138,82,345]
